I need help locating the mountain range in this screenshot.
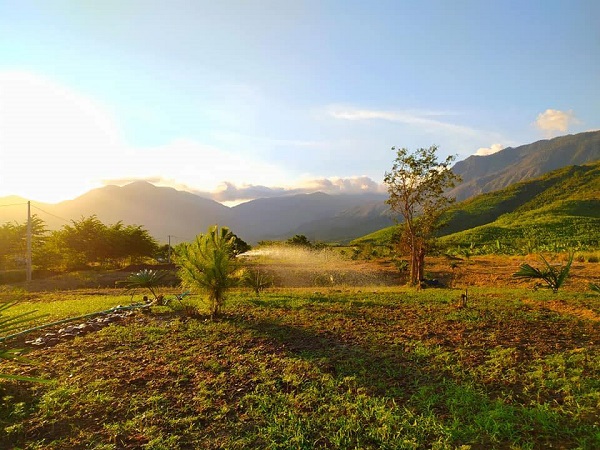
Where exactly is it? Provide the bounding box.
[1,130,599,244]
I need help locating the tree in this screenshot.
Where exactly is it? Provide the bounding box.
[41,216,158,270]
[384,146,460,286]
[286,234,312,247]
[0,215,47,270]
[175,225,239,319]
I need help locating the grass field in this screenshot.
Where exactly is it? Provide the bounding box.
[1,252,599,449]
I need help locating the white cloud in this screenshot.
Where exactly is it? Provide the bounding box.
[475,143,504,156]
[535,109,577,134]
[327,105,481,137]
[187,176,386,204]
[298,176,385,195]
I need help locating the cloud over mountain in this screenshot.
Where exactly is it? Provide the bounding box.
[475,143,504,156]
[535,109,578,135]
[194,176,386,203]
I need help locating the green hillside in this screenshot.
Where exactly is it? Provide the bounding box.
[351,161,600,253]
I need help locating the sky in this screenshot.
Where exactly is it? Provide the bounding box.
[0,0,598,205]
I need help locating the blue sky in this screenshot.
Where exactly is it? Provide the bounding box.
[0,0,598,204]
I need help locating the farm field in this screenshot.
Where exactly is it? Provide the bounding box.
[1,252,600,449]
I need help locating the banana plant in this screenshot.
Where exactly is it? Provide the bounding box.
[512,252,574,293]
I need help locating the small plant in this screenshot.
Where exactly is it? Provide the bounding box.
[117,269,169,301]
[241,268,273,296]
[590,283,600,294]
[394,259,409,272]
[512,252,574,293]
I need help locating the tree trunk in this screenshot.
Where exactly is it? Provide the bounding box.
[409,238,419,285]
[417,246,425,282]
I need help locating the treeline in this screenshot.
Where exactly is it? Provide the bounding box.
[0,215,168,272]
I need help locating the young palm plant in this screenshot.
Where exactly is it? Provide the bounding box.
[117,269,169,302]
[512,252,574,293]
[241,267,273,296]
[175,225,239,319]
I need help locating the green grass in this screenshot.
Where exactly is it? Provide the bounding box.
[1,287,599,449]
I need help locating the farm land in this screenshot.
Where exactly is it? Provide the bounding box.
[1,249,599,449]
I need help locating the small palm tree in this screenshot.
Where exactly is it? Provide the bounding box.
[175,225,239,319]
[512,252,574,293]
[117,269,169,301]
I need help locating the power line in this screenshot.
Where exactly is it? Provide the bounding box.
[0,202,28,208]
[30,205,72,224]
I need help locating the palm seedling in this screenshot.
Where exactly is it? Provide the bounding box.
[117,269,169,302]
[512,252,574,293]
[241,267,273,296]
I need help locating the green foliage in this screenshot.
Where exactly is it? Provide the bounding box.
[286,234,312,247]
[43,216,159,270]
[229,233,252,256]
[590,283,600,294]
[175,225,239,319]
[116,269,169,301]
[0,215,46,271]
[512,253,574,292]
[384,145,460,284]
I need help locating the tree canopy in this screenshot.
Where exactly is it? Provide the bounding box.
[384,145,460,285]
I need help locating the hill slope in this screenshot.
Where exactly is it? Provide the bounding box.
[353,161,600,251]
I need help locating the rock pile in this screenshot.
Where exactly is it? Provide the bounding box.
[24,307,141,348]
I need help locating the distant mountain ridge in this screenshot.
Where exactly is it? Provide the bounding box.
[449,130,600,200]
[1,131,599,244]
[0,181,390,244]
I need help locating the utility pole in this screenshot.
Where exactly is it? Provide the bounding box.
[26,201,32,283]
[168,235,171,264]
